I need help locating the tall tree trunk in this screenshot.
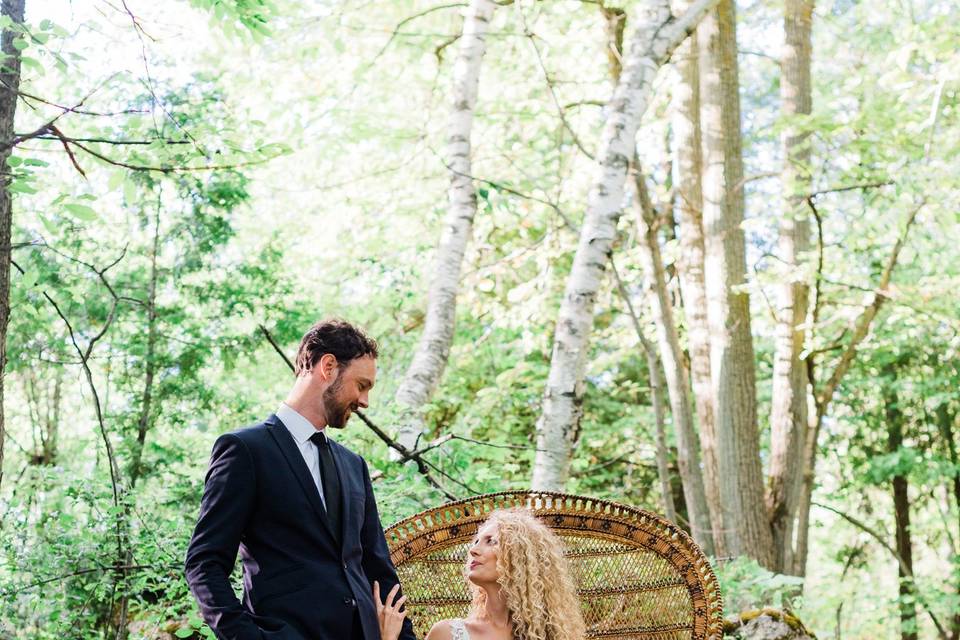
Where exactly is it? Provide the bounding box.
[0,0,26,494]
[633,170,714,554]
[885,368,918,640]
[394,0,496,451]
[611,260,677,523]
[130,198,161,489]
[766,0,814,575]
[670,0,727,557]
[531,0,718,490]
[698,0,774,567]
[603,2,697,541]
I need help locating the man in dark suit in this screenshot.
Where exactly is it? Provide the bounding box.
[185,319,415,640]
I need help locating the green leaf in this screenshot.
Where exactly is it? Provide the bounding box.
[11,38,28,51]
[20,268,39,289]
[8,180,37,194]
[174,628,194,638]
[123,179,138,203]
[107,171,125,190]
[20,55,43,75]
[39,214,58,235]
[63,203,98,221]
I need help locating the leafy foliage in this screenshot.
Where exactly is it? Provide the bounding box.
[1,0,958,639]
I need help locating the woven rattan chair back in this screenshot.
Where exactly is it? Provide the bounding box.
[385,491,723,640]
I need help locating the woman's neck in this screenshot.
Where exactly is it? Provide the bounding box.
[479,585,511,628]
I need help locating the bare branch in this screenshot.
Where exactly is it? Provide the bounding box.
[521,24,595,160]
[815,201,923,413]
[48,124,87,177]
[808,180,894,199]
[814,501,948,639]
[258,324,296,373]
[28,135,191,145]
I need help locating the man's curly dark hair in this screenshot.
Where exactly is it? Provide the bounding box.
[293,319,379,376]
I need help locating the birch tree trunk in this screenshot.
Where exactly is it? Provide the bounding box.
[0,0,26,494]
[531,0,719,491]
[601,1,700,540]
[394,0,496,452]
[698,0,775,567]
[633,171,714,555]
[670,0,728,556]
[766,0,814,575]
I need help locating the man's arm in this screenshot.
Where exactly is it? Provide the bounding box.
[359,459,416,640]
[184,433,303,640]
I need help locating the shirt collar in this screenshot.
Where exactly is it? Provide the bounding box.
[277,403,329,445]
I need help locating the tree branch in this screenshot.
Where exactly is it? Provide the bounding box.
[814,501,948,639]
[814,201,923,413]
[258,324,296,373]
[808,180,894,199]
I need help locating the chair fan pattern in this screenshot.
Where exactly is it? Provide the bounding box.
[384,491,724,640]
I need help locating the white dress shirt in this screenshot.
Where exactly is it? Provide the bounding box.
[276,403,332,509]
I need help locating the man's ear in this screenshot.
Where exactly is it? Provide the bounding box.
[317,353,339,381]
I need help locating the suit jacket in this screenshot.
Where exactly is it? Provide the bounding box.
[184,414,416,640]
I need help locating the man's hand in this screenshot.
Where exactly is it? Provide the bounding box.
[373,581,408,640]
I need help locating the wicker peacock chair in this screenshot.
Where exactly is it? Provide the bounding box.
[384,491,724,640]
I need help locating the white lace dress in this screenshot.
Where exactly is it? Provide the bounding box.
[449,619,471,640]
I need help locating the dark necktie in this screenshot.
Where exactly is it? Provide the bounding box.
[310,431,342,542]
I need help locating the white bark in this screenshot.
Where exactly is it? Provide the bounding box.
[394,0,496,452]
[531,0,720,491]
[670,0,728,557]
[766,0,813,574]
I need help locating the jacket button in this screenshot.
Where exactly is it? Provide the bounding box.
[342,563,348,571]
[343,597,356,607]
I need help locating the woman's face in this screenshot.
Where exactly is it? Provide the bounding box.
[466,521,500,585]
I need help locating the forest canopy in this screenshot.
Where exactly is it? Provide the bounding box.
[1,0,958,639]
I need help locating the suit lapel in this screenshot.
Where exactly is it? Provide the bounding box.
[265,415,340,545]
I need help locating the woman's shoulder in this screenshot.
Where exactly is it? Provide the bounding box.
[425,618,466,640]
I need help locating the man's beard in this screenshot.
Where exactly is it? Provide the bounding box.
[322,376,356,429]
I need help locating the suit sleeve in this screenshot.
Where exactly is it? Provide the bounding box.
[184,433,305,640]
[359,458,417,640]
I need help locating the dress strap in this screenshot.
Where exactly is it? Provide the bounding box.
[449,618,470,640]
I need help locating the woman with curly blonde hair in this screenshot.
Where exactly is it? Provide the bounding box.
[418,508,586,640]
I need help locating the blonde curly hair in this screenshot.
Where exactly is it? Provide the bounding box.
[468,509,586,640]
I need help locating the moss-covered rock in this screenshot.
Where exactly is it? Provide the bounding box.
[723,608,816,639]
